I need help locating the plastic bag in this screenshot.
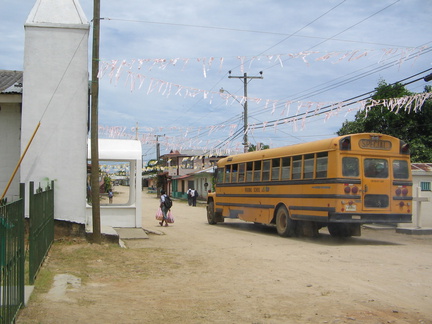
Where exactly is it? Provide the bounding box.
[167,210,174,223]
[155,207,163,220]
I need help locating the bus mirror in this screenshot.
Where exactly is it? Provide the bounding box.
[400,142,410,155]
[339,136,351,150]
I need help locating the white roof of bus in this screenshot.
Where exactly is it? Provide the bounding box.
[87,139,142,161]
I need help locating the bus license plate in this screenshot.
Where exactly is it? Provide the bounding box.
[345,205,356,211]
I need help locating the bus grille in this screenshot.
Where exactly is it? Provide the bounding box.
[364,195,389,208]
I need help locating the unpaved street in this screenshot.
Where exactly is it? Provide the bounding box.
[18,190,432,323]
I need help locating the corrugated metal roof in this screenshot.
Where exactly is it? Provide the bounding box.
[411,163,432,172]
[0,70,23,93]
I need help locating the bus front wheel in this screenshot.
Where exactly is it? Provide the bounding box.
[276,206,296,237]
[207,200,217,225]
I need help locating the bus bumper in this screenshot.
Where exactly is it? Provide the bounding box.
[329,213,412,223]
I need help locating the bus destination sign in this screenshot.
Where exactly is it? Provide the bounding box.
[359,139,392,150]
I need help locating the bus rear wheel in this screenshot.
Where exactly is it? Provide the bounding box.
[207,200,217,225]
[276,206,296,237]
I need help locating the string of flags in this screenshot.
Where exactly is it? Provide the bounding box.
[98,46,428,81]
[95,45,430,153]
[99,91,432,153]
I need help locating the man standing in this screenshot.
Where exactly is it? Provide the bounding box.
[191,188,198,207]
[187,188,192,206]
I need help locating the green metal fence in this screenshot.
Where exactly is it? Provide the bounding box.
[29,181,54,285]
[0,184,25,324]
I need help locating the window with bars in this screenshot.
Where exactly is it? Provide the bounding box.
[420,182,431,191]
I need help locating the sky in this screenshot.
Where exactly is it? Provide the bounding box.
[1,0,431,162]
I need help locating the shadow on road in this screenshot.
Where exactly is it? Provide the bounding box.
[213,221,402,246]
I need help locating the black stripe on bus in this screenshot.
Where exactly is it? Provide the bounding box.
[393,196,413,201]
[289,206,336,212]
[217,193,361,200]
[393,180,413,186]
[216,202,275,209]
[216,178,361,187]
[290,212,412,223]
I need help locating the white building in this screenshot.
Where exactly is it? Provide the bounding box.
[0,70,23,203]
[410,163,432,228]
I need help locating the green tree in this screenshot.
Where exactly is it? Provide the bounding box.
[248,143,270,152]
[337,81,432,162]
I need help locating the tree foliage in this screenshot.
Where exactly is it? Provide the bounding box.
[337,81,432,162]
[248,143,270,152]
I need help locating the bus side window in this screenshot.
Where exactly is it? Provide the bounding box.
[292,155,302,180]
[246,162,253,182]
[216,167,224,183]
[303,154,314,179]
[271,158,281,180]
[254,161,262,182]
[262,160,271,181]
[393,160,409,179]
[238,163,245,182]
[342,157,359,177]
[316,152,328,178]
[225,166,231,183]
[281,157,291,180]
[231,164,238,183]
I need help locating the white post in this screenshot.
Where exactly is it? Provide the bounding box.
[414,186,429,229]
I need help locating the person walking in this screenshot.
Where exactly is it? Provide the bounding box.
[187,188,192,206]
[108,189,113,204]
[191,188,198,207]
[159,189,169,226]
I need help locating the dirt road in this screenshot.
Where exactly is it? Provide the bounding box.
[17,190,432,323]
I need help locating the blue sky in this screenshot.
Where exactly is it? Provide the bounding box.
[1,0,431,161]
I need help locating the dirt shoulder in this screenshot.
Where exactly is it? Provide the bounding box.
[17,191,432,324]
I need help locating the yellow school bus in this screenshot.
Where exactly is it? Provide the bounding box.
[206,133,412,237]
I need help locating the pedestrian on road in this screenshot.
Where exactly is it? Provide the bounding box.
[191,188,198,207]
[159,189,169,226]
[187,188,192,206]
[108,189,113,204]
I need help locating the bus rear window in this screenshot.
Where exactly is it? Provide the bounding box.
[393,160,409,179]
[364,158,388,178]
[342,157,359,177]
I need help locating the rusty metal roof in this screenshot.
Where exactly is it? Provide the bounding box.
[0,70,23,93]
[411,163,432,172]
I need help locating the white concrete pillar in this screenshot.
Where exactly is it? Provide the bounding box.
[21,0,89,223]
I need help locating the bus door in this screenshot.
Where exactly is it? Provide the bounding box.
[361,157,391,212]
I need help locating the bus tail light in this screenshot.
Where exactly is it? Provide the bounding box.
[399,201,405,207]
[395,187,408,196]
[344,184,358,194]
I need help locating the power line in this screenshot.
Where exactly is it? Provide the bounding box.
[250,67,432,130]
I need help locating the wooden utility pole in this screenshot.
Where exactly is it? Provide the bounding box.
[90,0,101,243]
[228,71,263,153]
